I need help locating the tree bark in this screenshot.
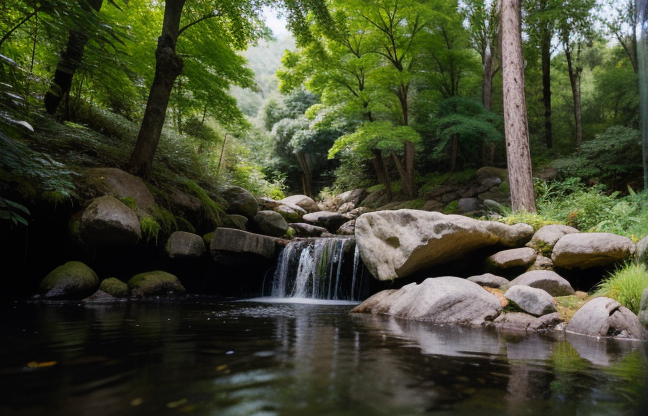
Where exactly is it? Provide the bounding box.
[540,0,553,149]
[397,83,416,199]
[44,0,104,115]
[296,151,313,197]
[127,0,186,177]
[450,134,458,173]
[482,44,494,111]
[638,0,648,189]
[501,0,536,212]
[371,149,392,201]
[564,42,583,150]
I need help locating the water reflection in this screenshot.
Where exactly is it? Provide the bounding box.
[0,301,646,416]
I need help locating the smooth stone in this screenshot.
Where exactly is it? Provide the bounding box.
[128,271,186,298]
[302,211,350,233]
[527,224,579,251]
[210,228,281,261]
[222,186,258,219]
[467,273,510,289]
[505,285,557,316]
[165,231,206,259]
[99,277,128,298]
[507,270,575,296]
[487,247,537,269]
[79,195,141,247]
[552,233,635,269]
[280,195,319,213]
[566,297,646,340]
[39,261,100,300]
[254,210,289,237]
[289,222,328,237]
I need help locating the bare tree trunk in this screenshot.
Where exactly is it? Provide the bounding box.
[501,0,536,212]
[296,151,313,197]
[371,149,392,201]
[127,0,186,177]
[44,0,104,115]
[397,84,416,199]
[390,150,410,197]
[540,0,553,149]
[564,42,583,149]
[482,42,494,111]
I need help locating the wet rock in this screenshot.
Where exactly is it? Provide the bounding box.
[505,285,557,316]
[552,233,635,269]
[337,220,356,236]
[289,222,328,237]
[165,231,205,259]
[222,186,258,219]
[527,224,580,252]
[280,195,319,213]
[494,312,562,333]
[80,195,141,247]
[467,273,510,289]
[128,271,186,298]
[83,290,119,303]
[39,261,100,300]
[222,214,248,230]
[254,210,289,237]
[350,289,398,314]
[99,277,128,298]
[355,210,534,281]
[275,204,305,223]
[566,297,646,340]
[302,211,350,233]
[506,270,575,296]
[210,228,281,263]
[352,276,502,326]
[486,247,537,269]
[85,167,156,213]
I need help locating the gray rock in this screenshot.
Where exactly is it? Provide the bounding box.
[636,236,648,265]
[210,228,281,262]
[222,214,248,230]
[505,285,557,316]
[222,186,258,219]
[39,261,99,299]
[477,188,509,204]
[483,199,507,215]
[337,220,356,235]
[289,222,328,237]
[275,204,305,223]
[85,167,156,213]
[494,312,562,333]
[333,189,368,209]
[258,196,281,211]
[254,210,289,237]
[338,202,355,213]
[467,273,510,289]
[458,198,481,213]
[507,270,575,296]
[527,224,579,252]
[80,195,141,247]
[566,297,646,340]
[169,189,202,215]
[165,231,206,259]
[280,195,319,213]
[99,277,128,298]
[359,189,392,209]
[353,276,502,326]
[355,210,534,281]
[487,247,537,269]
[639,287,648,328]
[303,211,350,233]
[350,289,398,314]
[528,255,554,271]
[479,176,502,188]
[128,271,186,298]
[552,233,636,269]
[347,207,370,219]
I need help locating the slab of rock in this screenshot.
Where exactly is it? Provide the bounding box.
[639,287,648,329]
[99,277,128,298]
[566,297,646,340]
[222,214,248,230]
[85,167,156,213]
[636,236,648,265]
[552,233,636,269]
[166,231,205,259]
[337,220,356,236]
[39,261,100,299]
[280,195,319,213]
[80,195,141,247]
[222,186,258,219]
[289,222,328,237]
[210,228,281,262]
[350,289,398,314]
[527,224,579,252]
[275,204,305,223]
[505,285,557,316]
[333,189,368,210]
[486,247,537,269]
[303,211,350,233]
[128,271,186,298]
[352,276,502,326]
[494,312,562,333]
[467,273,510,289]
[254,210,289,237]
[355,210,534,281]
[506,270,575,296]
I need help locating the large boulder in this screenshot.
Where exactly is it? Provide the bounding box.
[527,224,579,252]
[79,195,141,247]
[355,210,534,281]
[254,210,289,237]
[39,261,100,299]
[333,189,368,210]
[552,233,636,269]
[351,276,502,326]
[99,277,128,298]
[504,285,557,317]
[275,204,305,223]
[637,236,648,265]
[210,228,281,263]
[506,270,575,296]
[486,247,537,270]
[165,231,206,259]
[494,312,562,333]
[221,186,258,219]
[128,271,186,298]
[85,167,156,213]
[303,211,350,233]
[566,297,646,340]
[640,287,648,328]
[280,195,319,213]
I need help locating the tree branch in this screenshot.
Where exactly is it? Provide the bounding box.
[178,10,221,37]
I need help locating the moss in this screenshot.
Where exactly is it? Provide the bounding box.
[555,295,588,323]
[99,277,128,298]
[39,261,99,299]
[153,205,178,234]
[203,232,214,245]
[186,180,225,227]
[443,200,459,214]
[140,216,161,244]
[128,270,186,298]
[119,196,137,210]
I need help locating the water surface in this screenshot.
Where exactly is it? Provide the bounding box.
[1,299,646,416]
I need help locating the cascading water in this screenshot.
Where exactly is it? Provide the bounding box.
[266,237,369,301]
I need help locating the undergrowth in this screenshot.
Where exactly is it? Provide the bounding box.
[592,263,648,314]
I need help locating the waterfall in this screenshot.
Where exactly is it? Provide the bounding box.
[268,237,369,301]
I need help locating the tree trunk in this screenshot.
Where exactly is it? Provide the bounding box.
[450,134,458,173]
[44,0,104,115]
[501,0,536,212]
[540,0,553,149]
[127,0,186,177]
[296,151,313,197]
[638,0,648,189]
[371,149,392,201]
[397,83,416,199]
[482,42,494,111]
[564,42,583,150]
[391,150,411,197]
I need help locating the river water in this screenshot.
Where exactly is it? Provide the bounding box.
[1,299,647,416]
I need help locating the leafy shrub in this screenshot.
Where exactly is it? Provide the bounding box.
[592,263,648,314]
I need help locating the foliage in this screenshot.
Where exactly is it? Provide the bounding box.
[139,215,161,244]
[330,154,373,193]
[185,180,224,227]
[0,196,30,226]
[498,211,559,231]
[329,121,421,159]
[592,263,648,314]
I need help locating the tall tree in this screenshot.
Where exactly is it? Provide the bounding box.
[603,0,638,74]
[638,0,648,189]
[501,0,535,212]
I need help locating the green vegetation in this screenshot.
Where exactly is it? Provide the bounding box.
[592,263,648,314]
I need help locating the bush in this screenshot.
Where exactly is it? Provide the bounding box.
[592,263,648,314]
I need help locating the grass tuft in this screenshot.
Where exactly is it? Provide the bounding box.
[592,263,648,314]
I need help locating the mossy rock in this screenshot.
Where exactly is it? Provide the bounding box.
[39,261,100,299]
[99,277,128,298]
[128,271,186,298]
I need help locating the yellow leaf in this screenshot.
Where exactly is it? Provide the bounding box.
[215,365,228,372]
[167,398,188,409]
[27,361,57,368]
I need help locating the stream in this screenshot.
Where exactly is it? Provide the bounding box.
[1,298,647,416]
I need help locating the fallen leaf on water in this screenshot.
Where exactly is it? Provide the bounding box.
[27,361,57,368]
[215,365,228,371]
[167,398,188,409]
[130,398,143,406]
